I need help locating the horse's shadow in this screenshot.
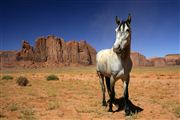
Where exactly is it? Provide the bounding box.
[112,97,143,114]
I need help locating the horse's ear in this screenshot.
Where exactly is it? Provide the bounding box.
[116,16,121,25]
[127,14,131,24]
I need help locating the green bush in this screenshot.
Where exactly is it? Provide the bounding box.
[46,75,59,81]
[2,75,13,80]
[16,76,29,86]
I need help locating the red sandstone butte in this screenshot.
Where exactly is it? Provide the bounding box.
[0,35,179,68]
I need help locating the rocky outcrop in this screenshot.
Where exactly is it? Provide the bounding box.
[86,43,97,65]
[16,41,34,61]
[149,57,166,67]
[45,36,62,63]
[165,54,180,65]
[33,36,96,66]
[148,54,180,66]
[34,37,47,62]
[78,41,95,65]
[130,52,152,66]
[130,52,180,67]
[0,51,18,68]
[0,35,179,68]
[0,35,96,68]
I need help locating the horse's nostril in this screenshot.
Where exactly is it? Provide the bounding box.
[113,48,116,52]
[113,48,118,53]
[113,47,122,54]
[117,45,121,49]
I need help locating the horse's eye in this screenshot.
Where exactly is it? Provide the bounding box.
[126,29,130,32]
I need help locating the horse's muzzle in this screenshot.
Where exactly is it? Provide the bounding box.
[113,47,123,54]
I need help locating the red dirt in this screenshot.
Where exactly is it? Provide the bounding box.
[0,66,180,120]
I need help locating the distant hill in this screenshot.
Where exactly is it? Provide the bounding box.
[0,35,179,69]
[131,52,180,67]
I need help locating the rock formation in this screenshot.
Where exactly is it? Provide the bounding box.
[16,41,34,61]
[130,51,152,66]
[0,51,18,68]
[165,54,180,65]
[34,37,47,62]
[149,57,166,67]
[0,35,96,68]
[130,52,180,67]
[0,35,179,68]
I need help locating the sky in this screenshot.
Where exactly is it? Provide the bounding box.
[0,0,179,58]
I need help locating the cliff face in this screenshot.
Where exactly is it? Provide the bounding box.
[0,51,18,68]
[0,35,179,68]
[0,35,96,68]
[130,52,152,66]
[16,41,34,61]
[165,54,180,65]
[34,36,96,66]
[149,57,166,67]
[130,52,180,67]
[148,54,180,67]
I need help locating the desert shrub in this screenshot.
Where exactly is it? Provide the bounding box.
[0,112,6,118]
[2,75,13,80]
[47,100,59,110]
[174,106,180,118]
[46,75,59,81]
[16,76,29,86]
[20,108,36,120]
[8,103,18,111]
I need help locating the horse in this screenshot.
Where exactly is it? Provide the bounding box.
[96,14,132,116]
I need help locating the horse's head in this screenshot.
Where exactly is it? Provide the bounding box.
[113,14,131,54]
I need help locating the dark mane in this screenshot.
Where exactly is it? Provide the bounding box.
[118,20,130,31]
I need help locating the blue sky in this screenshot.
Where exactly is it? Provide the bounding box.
[0,0,179,58]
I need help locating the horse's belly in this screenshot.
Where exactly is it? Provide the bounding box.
[97,63,111,77]
[115,69,125,79]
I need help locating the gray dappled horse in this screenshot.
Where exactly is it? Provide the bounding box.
[96,14,132,116]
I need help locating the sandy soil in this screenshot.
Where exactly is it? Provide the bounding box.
[0,66,180,120]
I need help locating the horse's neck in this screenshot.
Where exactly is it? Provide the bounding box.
[120,44,131,59]
[122,34,131,59]
[112,44,131,59]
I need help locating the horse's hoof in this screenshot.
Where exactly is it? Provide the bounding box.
[108,108,113,112]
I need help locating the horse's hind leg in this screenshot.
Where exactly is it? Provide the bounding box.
[97,72,106,106]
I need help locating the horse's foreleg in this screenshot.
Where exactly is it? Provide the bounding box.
[105,77,111,97]
[107,76,115,112]
[98,73,106,106]
[123,75,130,116]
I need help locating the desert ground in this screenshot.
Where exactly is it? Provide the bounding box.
[0,66,180,120]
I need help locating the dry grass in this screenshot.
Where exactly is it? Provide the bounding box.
[47,100,60,110]
[19,108,36,120]
[0,66,179,119]
[8,103,18,111]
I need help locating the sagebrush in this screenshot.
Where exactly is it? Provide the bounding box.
[46,75,59,81]
[16,76,29,86]
[2,75,13,80]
